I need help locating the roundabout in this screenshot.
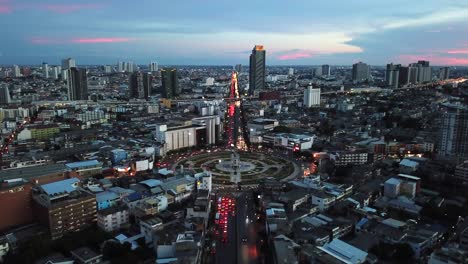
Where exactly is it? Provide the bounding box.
[173,150,298,185]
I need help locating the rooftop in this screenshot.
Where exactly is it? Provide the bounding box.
[0,164,66,181]
[41,178,80,196]
[318,239,368,264]
[65,160,101,169]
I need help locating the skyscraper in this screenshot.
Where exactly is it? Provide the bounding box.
[303,84,320,108]
[67,67,88,101]
[352,62,370,82]
[408,65,419,84]
[386,63,400,88]
[61,69,68,81]
[13,65,21,77]
[235,64,242,73]
[117,61,124,72]
[398,66,410,87]
[104,65,112,73]
[249,45,266,95]
[321,65,331,76]
[149,62,158,72]
[0,83,11,104]
[439,67,450,80]
[438,104,468,161]
[130,71,151,99]
[61,58,76,69]
[161,68,179,99]
[415,60,431,83]
[288,68,294,76]
[52,66,59,80]
[42,62,49,79]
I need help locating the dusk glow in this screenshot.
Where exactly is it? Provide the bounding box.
[278,53,313,60]
[71,38,132,44]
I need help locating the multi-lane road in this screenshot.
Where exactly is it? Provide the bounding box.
[208,192,259,264]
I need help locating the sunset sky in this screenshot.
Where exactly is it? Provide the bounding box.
[1,0,468,65]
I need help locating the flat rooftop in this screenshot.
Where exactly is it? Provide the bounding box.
[0,164,66,181]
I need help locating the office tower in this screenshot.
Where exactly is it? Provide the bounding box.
[52,66,59,80]
[0,83,11,104]
[126,62,134,72]
[117,61,124,72]
[57,66,62,73]
[386,63,400,88]
[42,62,49,79]
[288,68,294,76]
[61,58,76,69]
[13,65,21,77]
[438,104,468,161]
[321,65,331,76]
[61,69,68,81]
[249,45,266,95]
[67,67,88,101]
[439,67,450,80]
[352,62,370,82]
[408,65,419,84]
[235,64,242,73]
[130,71,151,99]
[161,68,179,99]
[414,60,431,83]
[303,84,320,107]
[32,178,96,240]
[149,61,158,72]
[399,66,410,87]
[313,67,322,77]
[104,65,112,73]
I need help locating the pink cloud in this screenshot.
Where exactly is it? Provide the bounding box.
[41,4,102,14]
[397,54,468,66]
[447,49,468,54]
[30,37,133,45]
[278,52,313,60]
[71,38,132,44]
[0,5,11,13]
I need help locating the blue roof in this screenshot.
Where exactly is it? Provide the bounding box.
[41,178,80,196]
[65,160,100,169]
[140,179,162,188]
[356,218,369,228]
[126,192,142,202]
[96,191,120,202]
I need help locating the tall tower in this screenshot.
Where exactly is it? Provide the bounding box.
[67,67,88,101]
[130,72,151,99]
[249,45,266,96]
[42,62,49,79]
[161,68,178,99]
[352,62,370,82]
[61,58,76,69]
[13,65,21,77]
[0,83,11,104]
[303,84,321,108]
[149,62,158,72]
[321,65,331,76]
[386,63,400,88]
[438,104,468,161]
[439,67,450,80]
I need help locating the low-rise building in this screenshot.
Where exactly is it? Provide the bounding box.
[65,160,103,178]
[70,247,103,264]
[97,205,129,232]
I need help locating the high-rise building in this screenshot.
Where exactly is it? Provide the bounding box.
[438,104,468,161]
[13,65,21,77]
[61,69,68,81]
[149,62,158,72]
[439,67,450,80]
[104,65,112,73]
[321,65,331,76]
[42,62,49,79]
[235,64,242,73]
[161,68,179,99]
[117,61,124,72]
[67,67,88,101]
[0,83,11,104]
[61,58,76,69]
[288,68,294,76]
[313,67,322,77]
[399,66,410,87]
[130,71,151,99]
[408,65,419,84]
[352,62,370,82]
[249,45,266,95]
[386,63,400,88]
[303,84,320,108]
[32,178,97,240]
[414,60,431,83]
[52,66,59,80]
[126,62,134,73]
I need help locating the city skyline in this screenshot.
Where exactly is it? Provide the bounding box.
[1,0,468,65]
